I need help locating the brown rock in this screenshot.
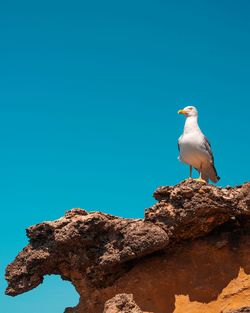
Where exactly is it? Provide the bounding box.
[146,180,250,240]
[5,180,250,313]
[103,294,143,313]
[5,211,168,296]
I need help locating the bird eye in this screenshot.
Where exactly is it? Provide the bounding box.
[189,107,193,110]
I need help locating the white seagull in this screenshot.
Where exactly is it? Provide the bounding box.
[178,106,220,183]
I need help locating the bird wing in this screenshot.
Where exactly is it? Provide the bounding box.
[177,135,182,152]
[202,136,214,163]
[202,136,220,182]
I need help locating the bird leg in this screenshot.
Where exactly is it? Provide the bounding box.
[193,164,207,183]
[189,165,192,179]
[184,165,193,181]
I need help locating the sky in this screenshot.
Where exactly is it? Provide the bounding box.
[1,0,250,312]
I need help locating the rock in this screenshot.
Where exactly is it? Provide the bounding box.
[226,308,250,313]
[5,181,250,313]
[146,180,250,240]
[103,294,143,313]
[5,211,168,296]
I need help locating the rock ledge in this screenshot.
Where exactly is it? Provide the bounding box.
[5,180,250,313]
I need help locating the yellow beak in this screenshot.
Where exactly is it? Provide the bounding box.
[178,109,187,115]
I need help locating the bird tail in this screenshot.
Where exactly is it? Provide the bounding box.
[204,162,220,183]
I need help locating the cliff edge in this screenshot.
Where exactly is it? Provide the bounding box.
[5,180,250,313]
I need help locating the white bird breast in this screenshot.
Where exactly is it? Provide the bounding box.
[178,133,211,169]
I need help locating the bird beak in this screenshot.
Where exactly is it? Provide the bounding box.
[178,109,187,115]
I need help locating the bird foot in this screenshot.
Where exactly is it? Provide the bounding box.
[193,177,207,183]
[183,177,193,182]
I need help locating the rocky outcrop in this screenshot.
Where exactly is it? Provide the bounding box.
[103,294,144,313]
[5,180,250,313]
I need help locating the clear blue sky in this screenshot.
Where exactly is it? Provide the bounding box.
[1,1,250,312]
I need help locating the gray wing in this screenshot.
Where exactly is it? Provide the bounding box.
[202,136,220,182]
[202,136,214,163]
[177,135,182,152]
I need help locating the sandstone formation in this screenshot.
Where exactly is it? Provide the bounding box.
[5,180,250,313]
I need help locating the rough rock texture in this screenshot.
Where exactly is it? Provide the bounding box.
[103,294,144,313]
[227,308,250,313]
[5,180,250,313]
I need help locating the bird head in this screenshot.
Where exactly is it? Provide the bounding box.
[178,106,198,117]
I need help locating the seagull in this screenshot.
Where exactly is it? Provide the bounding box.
[178,106,220,183]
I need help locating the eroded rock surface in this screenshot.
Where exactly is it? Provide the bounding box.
[227,308,250,313]
[103,294,143,313]
[5,180,250,313]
